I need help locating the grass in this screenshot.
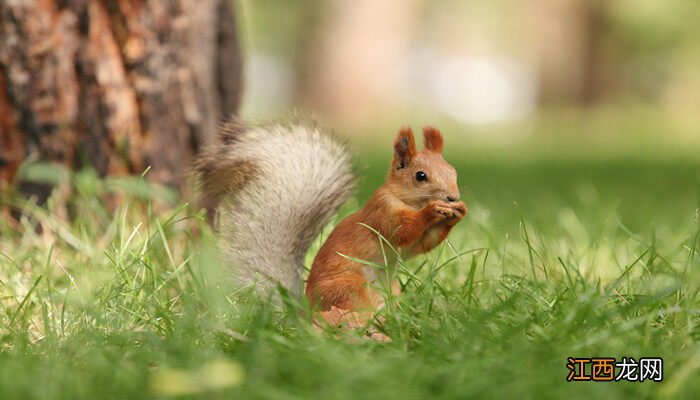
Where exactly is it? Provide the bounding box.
[1,132,699,399]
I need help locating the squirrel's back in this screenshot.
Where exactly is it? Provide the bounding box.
[195,120,355,296]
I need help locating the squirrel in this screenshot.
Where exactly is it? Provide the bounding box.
[195,119,466,336]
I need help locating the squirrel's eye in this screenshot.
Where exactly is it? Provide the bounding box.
[415,171,428,182]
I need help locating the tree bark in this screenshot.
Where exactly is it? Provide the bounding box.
[0,0,242,196]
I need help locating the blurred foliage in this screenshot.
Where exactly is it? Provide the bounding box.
[240,0,321,57]
[607,0,700,100]
[239,0,700,116]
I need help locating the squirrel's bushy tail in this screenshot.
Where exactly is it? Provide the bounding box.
[195,120,355,296]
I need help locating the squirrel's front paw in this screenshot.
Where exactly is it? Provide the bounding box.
[426,200,455,221]
[448,201,467,220]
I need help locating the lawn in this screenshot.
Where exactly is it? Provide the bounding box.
[1,122,699,399]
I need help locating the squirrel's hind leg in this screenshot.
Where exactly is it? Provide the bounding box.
[309,276,391,341]
[315,307,391,342]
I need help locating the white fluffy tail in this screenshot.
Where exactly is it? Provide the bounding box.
[196,121,355,296]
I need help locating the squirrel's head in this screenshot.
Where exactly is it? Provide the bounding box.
[387,126,460,208]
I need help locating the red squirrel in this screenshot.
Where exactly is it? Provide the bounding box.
[196,121,466,338]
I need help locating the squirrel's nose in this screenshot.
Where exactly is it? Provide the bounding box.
[446,194,460,202]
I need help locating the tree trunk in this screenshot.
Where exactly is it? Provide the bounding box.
[0,0,242,197]
[300,0,419,124]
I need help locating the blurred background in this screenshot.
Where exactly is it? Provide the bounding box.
[240,0,700,133]
[236,0,700,235]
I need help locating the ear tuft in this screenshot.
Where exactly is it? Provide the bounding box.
[422,126,444,154]
[393,126,416,169]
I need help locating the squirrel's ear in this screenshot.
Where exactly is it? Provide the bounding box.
[422,126,443,154]
[393,126,416,169]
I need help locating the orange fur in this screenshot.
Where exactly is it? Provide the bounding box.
[306,126,467,336]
